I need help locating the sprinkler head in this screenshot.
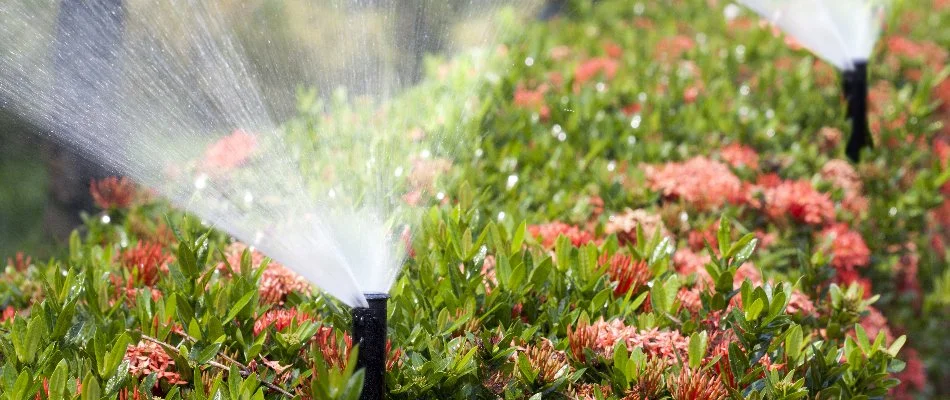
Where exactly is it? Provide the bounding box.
[351,293,388,400]
[842,62,870,162]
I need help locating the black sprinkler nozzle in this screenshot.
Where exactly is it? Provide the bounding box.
[842,62,871,162]
[352,293,388,400]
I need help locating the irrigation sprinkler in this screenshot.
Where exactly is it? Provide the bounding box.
[843,62,870,162]
[352,293,388,400]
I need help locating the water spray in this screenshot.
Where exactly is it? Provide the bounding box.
[738,0,886,161]
[352,293,388,400]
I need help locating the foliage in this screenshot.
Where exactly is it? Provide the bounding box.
[2,0,949,398]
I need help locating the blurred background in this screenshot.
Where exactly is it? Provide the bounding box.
[0,0,550,261]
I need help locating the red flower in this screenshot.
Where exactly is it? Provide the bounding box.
[202,129,258,173]
[751,180,836,225]
[574,57,619,89]
[6,252,31,272]
[605,208,669,245]
[253,308,315,336]
[568,318,689,365]
[90,176,135,210]
[720,143,760,169]
[125,341,187,387]
[513,84,551,119]
[600,253,650,297]
[0,306,16,322]
[645,157,743,211]
[857,306,894,345]
[891,349,927,399]
[602,41,623,58]
[820,224,871,272]
[668,368,728,400]
[654,35,695,61]
[219,243,311,305]
[528,222,594,249]
[121,241,171,286]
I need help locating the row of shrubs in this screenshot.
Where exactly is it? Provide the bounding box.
[1,0,948,398]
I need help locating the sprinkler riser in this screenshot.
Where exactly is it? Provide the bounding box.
[352,293,388,400]
[842,62,870,162]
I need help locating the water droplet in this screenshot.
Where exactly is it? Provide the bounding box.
[506,175,519,189]
[724,4,741,20]
[524,57,535,67]
[630,115,642,129]
[194,173,208,190]
[101,214,111,224]
[735,45,746,59]
[497,211,506,221]
[634,2,645,14]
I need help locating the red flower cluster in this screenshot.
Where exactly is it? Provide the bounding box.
[124,341,187,386]
[528,222,594,249]
[574,57,618,89]
[90,176,135,210]
[513,84,551,120]
[568,319,689,365]
[600,253,650,297]
[719,143,760,169]
[121,241,171,286]
[892,349,928,400]
[219,243,311,305]
[645,157,743,210]
[202,129,258,173]
[253,307,315,336]
[6,251,31,272]
[654,35,695,61]
[668,368,728,400]
[605,208,669,245]
[821,159,868,215]
[750,179,836,225]
[820,223,871,273]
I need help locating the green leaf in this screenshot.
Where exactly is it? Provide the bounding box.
[511,221,527,254]
[688,331,708,369]
[226,290,256,322]
[887,335,907,357]
[785,325,803,363]
[81,372,100,400]
[733,238,758,265]
[745,298,764,321]
[49,360,69,400]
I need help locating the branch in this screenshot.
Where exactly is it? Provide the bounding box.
[139,333,294,398]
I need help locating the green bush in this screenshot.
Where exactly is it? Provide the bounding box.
[1,0,948,398]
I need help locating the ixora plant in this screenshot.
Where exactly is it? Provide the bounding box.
[1,0,949,399]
